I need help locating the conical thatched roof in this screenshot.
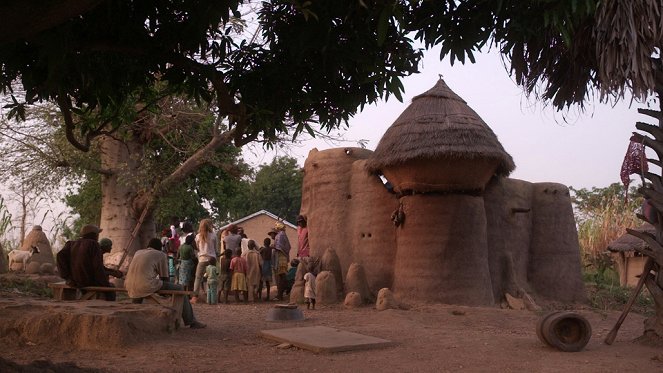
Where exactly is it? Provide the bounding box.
[607,223,655,253]
[366,79,515,175]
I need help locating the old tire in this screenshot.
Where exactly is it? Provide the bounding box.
[536,311,592,352]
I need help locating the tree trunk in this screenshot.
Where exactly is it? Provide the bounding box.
[98,134,155,272]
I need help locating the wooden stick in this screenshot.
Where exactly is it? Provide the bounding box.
[604,257,654,345]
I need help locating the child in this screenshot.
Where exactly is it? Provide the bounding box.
[304,264,317,310]
[218,249,232,303]
[229,251,249,302]
[258,238,272,301]
[285,259,299,296]
[203,257,219,305]
[244,240,262,302]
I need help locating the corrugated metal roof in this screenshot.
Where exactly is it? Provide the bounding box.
[218,210,297,231]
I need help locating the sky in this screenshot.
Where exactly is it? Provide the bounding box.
[245,47,652,191]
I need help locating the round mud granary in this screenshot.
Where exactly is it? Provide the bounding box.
[536,311,592,352]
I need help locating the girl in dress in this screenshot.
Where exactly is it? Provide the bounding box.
[229,251,248,302]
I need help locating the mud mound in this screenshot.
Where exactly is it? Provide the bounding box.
[0,298,178,350]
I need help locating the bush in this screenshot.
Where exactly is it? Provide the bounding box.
[583,267,654,317]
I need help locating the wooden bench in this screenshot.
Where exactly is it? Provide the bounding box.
[48,282,193,326]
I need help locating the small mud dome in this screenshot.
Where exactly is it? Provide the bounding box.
[0,297,179,349]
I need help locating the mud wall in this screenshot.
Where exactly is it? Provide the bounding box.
[392,194,494,305]
[349,160,398,293]
[299,147,374,269]
[528,183,586,303]
[484,178,534,301]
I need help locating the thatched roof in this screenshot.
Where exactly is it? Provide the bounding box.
[366,79,515,175]
[607,223,655,252]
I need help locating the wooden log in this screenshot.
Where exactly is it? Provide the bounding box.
[605,258,654,345]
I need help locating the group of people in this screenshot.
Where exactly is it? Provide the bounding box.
[180,218,307,305]
[54,214,316,332]
[56,224,206,329]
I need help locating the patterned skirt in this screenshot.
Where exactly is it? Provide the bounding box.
[231,272,248,292]
[179,259,194,286]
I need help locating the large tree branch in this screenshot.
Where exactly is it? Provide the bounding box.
[0,0,103,44]
[166,53,252,145]
[132,122,237,220]
[57,95,90,152]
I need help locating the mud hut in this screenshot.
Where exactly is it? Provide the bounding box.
[607,223,653,287]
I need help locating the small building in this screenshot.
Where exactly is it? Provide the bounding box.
[219,210,299,259]
[607,224,652,287]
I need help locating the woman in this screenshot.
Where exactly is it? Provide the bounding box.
[192,218,217,303]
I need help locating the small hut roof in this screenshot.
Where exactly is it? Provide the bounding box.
[607,223,655,252]
[365,79,515,175]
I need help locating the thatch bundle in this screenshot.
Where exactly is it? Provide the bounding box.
[484,177,534,300]
[528,183,586,303]
[365,79,515,193]
[392,194,494,305]
[300,147,373,260]
[349,160,397,291]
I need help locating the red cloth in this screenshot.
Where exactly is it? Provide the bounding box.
[620,140,647,193]
[230,256,247,274]
[168,236,180,255]
[297,226,310,258]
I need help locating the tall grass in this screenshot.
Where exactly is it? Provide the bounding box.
[572,184,654,315]
[573,185,641,267]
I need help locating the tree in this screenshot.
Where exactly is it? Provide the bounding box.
[0,1,429,257]
[571,183,642,268]
[222,156,303,223]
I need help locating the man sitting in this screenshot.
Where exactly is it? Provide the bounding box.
[124,238,206,329]
[56,224,117,301]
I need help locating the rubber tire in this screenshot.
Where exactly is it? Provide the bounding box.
[539,311,592,352]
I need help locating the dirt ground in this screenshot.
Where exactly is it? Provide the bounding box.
[2,279,663,373]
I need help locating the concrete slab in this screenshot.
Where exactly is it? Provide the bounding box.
[259,326,394,353]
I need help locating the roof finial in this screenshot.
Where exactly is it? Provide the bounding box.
[438,73,444,80]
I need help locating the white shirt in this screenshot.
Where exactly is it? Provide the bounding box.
[195,232,217,260]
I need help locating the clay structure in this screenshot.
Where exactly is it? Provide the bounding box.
[299,79,586,306]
